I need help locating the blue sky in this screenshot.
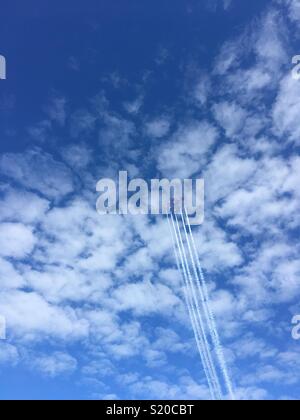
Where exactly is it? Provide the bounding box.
[0,0,300,400]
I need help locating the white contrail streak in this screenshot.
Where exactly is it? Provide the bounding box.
[167,215,216,399]
[168,214,218,399]
[171,213,222,399]
[183,208,235,401]
[167,214,217,400]
[178,211,223,399]
[173,213,223,400]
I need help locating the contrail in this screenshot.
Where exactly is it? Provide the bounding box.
[173,213,222,400]
[167,213,218,399]
[183,208,235,401]
[173,213,223,400]
[167,213,217,399]
[170,213,223,399]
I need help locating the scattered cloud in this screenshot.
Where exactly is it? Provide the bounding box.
[33,352,78,377]
[0,0,299,400]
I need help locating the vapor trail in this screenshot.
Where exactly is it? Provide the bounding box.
[168,214,218,399]
[172,213,222,399]
[183,208,235,401]
[179,211,223,399]
[167,214,216,399]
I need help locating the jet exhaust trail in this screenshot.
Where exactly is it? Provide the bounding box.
[167,215,217,399]
[167,209,235,401]
[173,213,223,400]
[183,208,235,401]
[168,237,216,397]
[167,213,222,400]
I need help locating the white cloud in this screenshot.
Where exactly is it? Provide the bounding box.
[213,8,288,104]
[193,75,211,107]
[145,117,171,138]
[35,200,131,271]
[254,11,288,67]
[153,327,192,354]
[0,149,74,199]
[123,96,144,115]
[0,223,36,259]
[0,0,299,399]
[99,114,137,159]
[25,264,112,305]
[285,0,300,24]
[231,334,277,360]
[214,154,300,234]
[0,343,19,365]
[61,143,92,169]
[227,67,272,95]
[0,290,89,341]
[233,241,300,304]
[45,95,67,126]
[212,101,248,138]
[33,352,77,377]
[0,189,49,224]
[112,281,181,316]
[234,386,270,400]
[272,75,300,144]
[28,120,52,143]
[70,109,96,138]
[121,247,154,275]
[0,257,24,289]
[192,220,243,271]
[213,37,243,76]
[128,374,211,400]
[157,121,218,178]
[205,144,257,204]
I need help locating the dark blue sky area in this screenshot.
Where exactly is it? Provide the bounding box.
[0,0,270,152]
